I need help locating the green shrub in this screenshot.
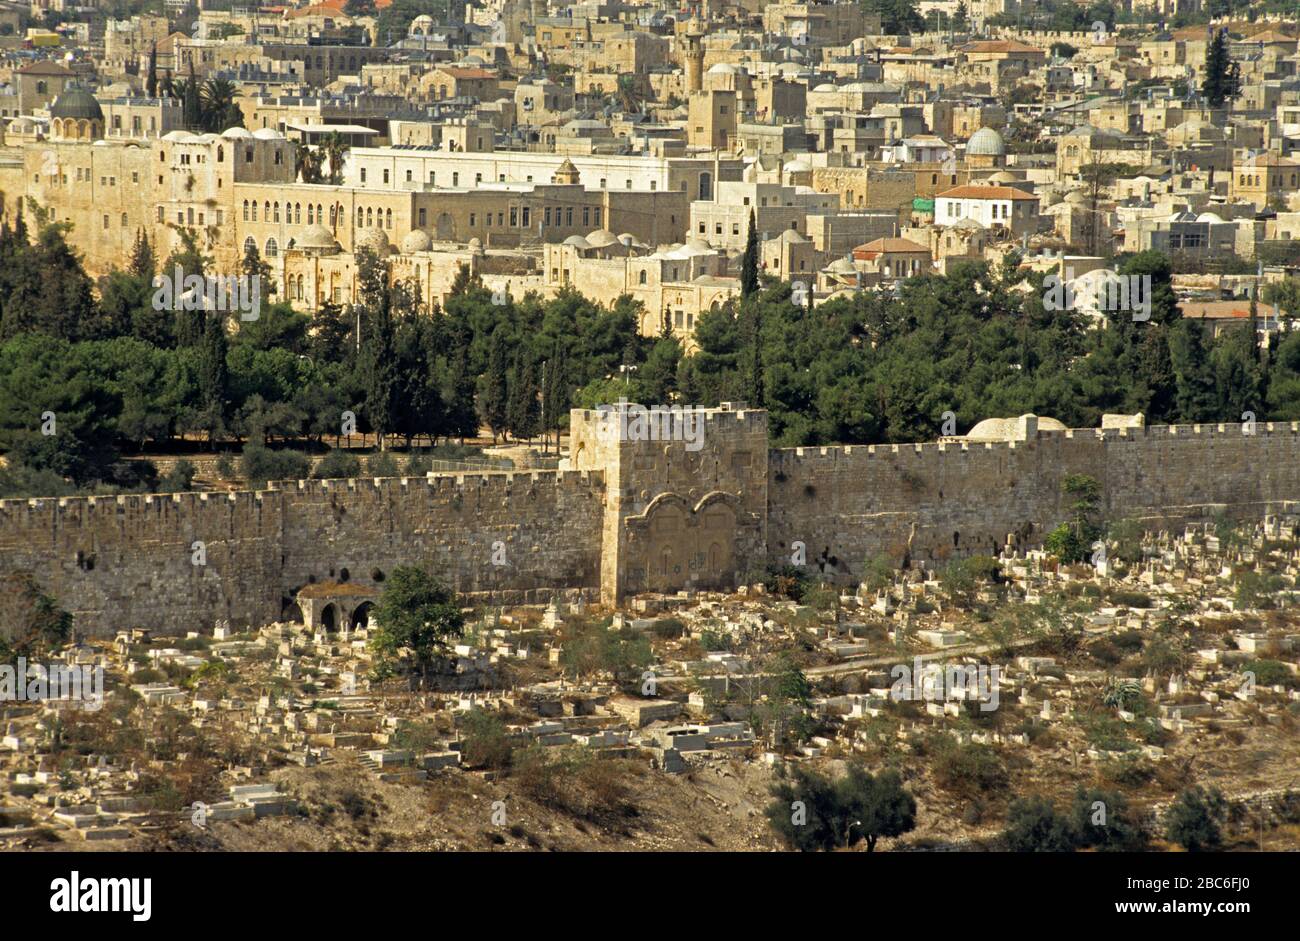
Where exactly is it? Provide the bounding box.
[312,449,361,479]
[241,446,310,486]
[367,452,400,477]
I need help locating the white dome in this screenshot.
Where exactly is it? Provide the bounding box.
[707,63,737,75]
[162,130,196,142]
[299,224,337,252]
[252,127,284,140]
[355,227,390,254]
[783,159,811,172]
[967,127,1006,157]
[562,235,590,248]
[586,229,617,247]
[221,126,254,138]
[401,229,432,253]
[813,83,837,93]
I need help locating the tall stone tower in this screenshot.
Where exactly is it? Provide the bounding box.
[683,30,705,95]
[567,402,769,604]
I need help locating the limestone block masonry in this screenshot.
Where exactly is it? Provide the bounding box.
[2,405,1299,637]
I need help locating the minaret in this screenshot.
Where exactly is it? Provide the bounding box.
[684,28,705,94]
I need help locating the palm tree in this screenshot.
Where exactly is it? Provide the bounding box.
[615,74,641,114]
[293,140,323,184]
[322,132,348,185]
[200,78,239,132]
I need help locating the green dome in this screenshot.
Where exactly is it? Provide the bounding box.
[49,84,103,122]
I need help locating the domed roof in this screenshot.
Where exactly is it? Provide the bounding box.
[562,235,590,248]
[966,126,1006,157]
[778,228,809,243]
[252,127,284,140]
[221,126,254,139]
[50,84,103,122]
[401,229,431,253]
[828,257,856,274]
[813,83,837,93]
[586,229,617,247]
[965,415,1066,441]
[355,227,390,254]
[707,63,737,75]
[468,237,483,253]
[162,130,197,143]
[299,224,337,252]
[783,159,811,173]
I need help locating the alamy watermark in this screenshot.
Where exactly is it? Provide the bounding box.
[152,266,261,321]
[595,398,705,451]
[0,658,104,711]
[889,657,1001,712]
[1043,266,1150,322]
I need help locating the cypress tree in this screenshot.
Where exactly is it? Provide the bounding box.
[741,209,760,297]
[146,43,158,99]
[479,326,510,443]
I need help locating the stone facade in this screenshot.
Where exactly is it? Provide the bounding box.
[2,407,1299,637]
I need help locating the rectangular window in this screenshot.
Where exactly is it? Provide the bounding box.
[360,168,367,182]
[544,207,551,226]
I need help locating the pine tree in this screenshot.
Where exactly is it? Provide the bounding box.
[1202,28,1241,108]
[741,209,760,298]
[129,228,155,280]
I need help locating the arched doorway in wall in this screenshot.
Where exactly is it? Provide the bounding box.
[350,601,374,631]
[320,603,338,633]
[435,212,455,240]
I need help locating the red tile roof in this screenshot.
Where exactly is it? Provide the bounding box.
[936,184,1038,201]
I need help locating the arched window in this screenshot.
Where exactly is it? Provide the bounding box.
[366,207,373,227]
[638,270,647,285]
[294,203,301,224]
[273,202,280,222]
[265,237,278,258]
[243,200,249,221]
[698,171,712,200]
[356,206,363,227]
[251,202,258,221]
[217,146,224,163]
[264,201,270,220]
[243,236,256,255]
[330,205,337,227]
[317,204,324,225]
[307,204,314,224]
[385,208,392,229]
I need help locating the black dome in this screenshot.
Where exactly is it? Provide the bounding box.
[49,84,103,122]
